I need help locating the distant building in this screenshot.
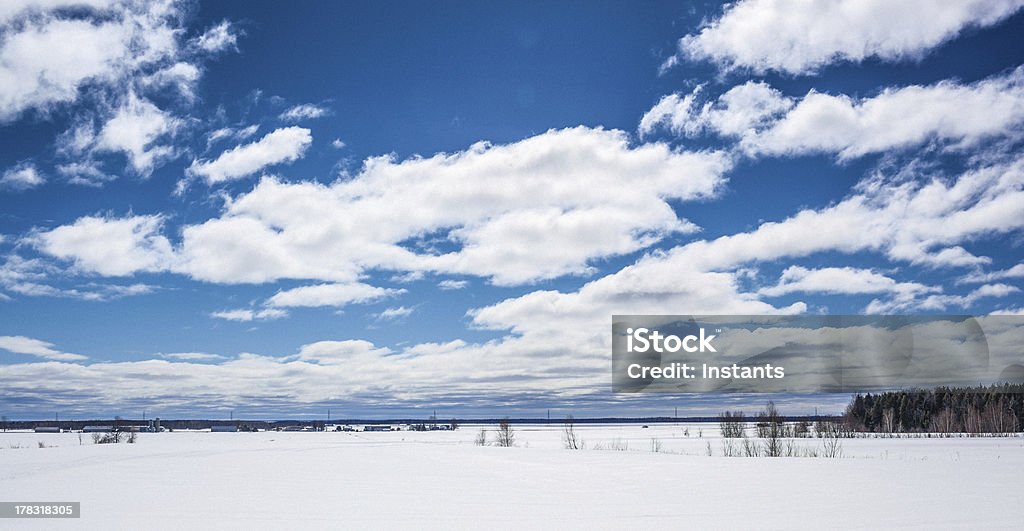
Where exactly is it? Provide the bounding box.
[210,425,238,432]
[34,426,61,433]
[363,425,391,432]
[82,426,113,433]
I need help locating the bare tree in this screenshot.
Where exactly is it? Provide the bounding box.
[880,408,897,435]
[719,410,746,438]
[562,415,582,450]
[495,418,515,447]
[474,428,487,446]
[963,405,983,434]
[929,407,958,436]
[761,401,784,457]
[92,431,123,444]
[982,399,1014,434]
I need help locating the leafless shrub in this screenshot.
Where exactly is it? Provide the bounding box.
[742,437,761,457]
[474,428,487,446]
[815,419,854,438]
[821,431,843,458]
[719,410,746,438]
[495,418,515,447]
[650,438,663,453]
[603,438,629,451]
[92,431,123,444]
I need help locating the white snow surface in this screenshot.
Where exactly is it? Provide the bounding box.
[1,423,1022,529]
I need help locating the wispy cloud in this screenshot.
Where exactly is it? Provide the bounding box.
[438,279,468,290]
[194,20,239,53]
[0,336,87,361]
[210,308,288,322]
[376,306,414,321]
[267,283,404,309]
[158,352,229,362]
[279,103,329,122]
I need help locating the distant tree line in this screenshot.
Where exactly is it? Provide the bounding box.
[845,384,1024,434]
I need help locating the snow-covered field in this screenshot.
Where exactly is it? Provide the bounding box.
[2,423,1022,529]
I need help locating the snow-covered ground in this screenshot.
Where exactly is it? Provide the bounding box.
[1,423,1022,529]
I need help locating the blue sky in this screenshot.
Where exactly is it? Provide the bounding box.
[1,0,1024,419]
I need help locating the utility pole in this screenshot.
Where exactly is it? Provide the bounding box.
[675,406,678,419]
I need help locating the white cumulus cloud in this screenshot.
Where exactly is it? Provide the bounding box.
[40,127,730,287]
[672,0,1024,75]
[93,91,182,175]
[0,162,45,191]
[187,126,313,184]
[641,69,1024,160]
[29,214,174,277]
[758,266,938,298]
[0,0,181,121]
